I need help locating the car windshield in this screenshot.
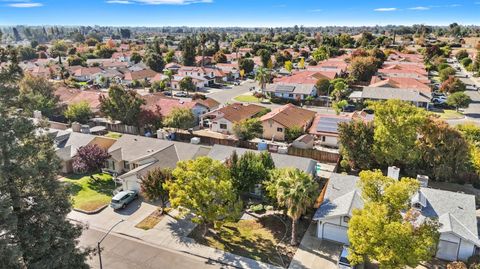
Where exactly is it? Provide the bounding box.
[111,199,120,203]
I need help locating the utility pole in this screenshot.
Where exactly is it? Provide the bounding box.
[97,219,125,269]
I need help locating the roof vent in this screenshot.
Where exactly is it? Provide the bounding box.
[416,175,429,188]
[387,166,400,180]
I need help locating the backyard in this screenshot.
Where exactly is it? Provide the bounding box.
[61,173,116,212]
[189,214,310,267]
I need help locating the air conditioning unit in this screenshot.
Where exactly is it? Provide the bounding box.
[190,137,201,144]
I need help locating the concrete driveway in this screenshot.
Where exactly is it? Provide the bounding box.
[68,197,158,233]
[289,223,343,269]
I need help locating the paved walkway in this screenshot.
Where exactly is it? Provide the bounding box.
[69,201,279,269]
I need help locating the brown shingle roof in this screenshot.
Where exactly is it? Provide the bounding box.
[260,104,315,129]
[217,103,264,123]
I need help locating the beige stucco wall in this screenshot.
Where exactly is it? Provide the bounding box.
[262,119,286,141]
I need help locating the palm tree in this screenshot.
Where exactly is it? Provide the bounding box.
[255,67,270,95]
[266,168,319,245]
[164,69,174,98]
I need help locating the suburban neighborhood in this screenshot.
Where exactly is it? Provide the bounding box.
[2,1,480,269]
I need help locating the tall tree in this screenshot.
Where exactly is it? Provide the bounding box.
[417,118,470,181]
[266,168,319,245]
[372,100,427,167]
[140,168,172,213]
[72,145,110,174]
[165,157,242,235]
[181,36,196,66]
[232,118,263,141]
[179,76,196,94]
[0,52,90,268]
[238,58,254,74]
[99,85,145,126]
[163,107,195,130]
[338,119,375,170]
[226,151,275,194]
[18,73,59,117]
[446,92,471,111]
[64,101,93,124]
[348,170,440,269]
[348,56,378,83]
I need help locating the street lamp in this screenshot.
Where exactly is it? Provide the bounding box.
[97,219,125,269]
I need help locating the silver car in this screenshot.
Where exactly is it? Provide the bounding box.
[110,190,138,210]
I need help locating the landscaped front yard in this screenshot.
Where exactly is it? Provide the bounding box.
[61,173,116,212]
[433,109,464,119]
[234,94,261,103]
[189,214,310,267]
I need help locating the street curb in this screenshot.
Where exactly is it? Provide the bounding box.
[72,204,108,215]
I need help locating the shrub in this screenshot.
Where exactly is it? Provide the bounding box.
[265,205,274,211]
[249,204,264,213]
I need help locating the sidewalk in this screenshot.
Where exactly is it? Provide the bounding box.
[70,206,280,269]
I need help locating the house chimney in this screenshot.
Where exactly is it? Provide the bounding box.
[33,110,42,119]
[387,166,400,180]
[71,122,81,132]
[416,175,429,188]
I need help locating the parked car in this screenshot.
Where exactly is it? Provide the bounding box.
[342,104,356,112]
[338,246,353,269]
[233,81,241,86]
[174,91,188,97]
[110,190,138,210]
[163,91,172,96]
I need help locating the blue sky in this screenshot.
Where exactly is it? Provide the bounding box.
[0,0,479,27]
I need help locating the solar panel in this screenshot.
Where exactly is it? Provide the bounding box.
[316,117,351,133]
[275,85,296,93]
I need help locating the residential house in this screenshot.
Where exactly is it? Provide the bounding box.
[260,104,316,141]
[122,68,158,85]
[55,87,106,113]
[265,83,317,101]
[308,114,352,148]
[313,172,480,262]
[53,131,116,174]
[350,86,431,108]
[142,93,210,123]
[107,135,210,191]
[201,103,265,134]
[369,76,431,94]
[72,67,103,82]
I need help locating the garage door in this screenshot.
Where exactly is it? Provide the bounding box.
[323,223,349,245]
[436,240,458,261]
[124,178,141,191]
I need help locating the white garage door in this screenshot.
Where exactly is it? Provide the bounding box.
[123,177,141,191]
[323,223,349,245]
[436,240,458,261]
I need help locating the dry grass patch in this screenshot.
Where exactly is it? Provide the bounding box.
[135,208,172,230]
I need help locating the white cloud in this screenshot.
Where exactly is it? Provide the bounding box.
[309,8,322,12]
[106,0,132,3]
[409,6,430,10]
[8,2,42,7]
[107,0,212,5]
[374,7,398,12]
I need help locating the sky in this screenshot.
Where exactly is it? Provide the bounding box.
[0,0,480,27]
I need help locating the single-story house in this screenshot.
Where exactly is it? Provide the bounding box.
[107,135,211,191]
[142,93,210,124]
[72,67,103,82]
[350,87,431,108]
[54,131,116,174]
[201,103,265,134]
[308,114,352,148]
[265,83,317,101]
[122,68,158,85]
[260,104,316,141]
[313,172,480,262]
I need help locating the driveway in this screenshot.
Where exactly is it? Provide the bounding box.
[289,223,342,269]
[68,197,158,233]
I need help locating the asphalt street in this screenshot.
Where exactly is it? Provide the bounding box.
[78,227,233,269]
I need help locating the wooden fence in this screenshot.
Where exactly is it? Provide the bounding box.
[173,131,340,164]
[105,123,140,135]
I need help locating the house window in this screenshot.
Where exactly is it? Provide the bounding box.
[343,216,350,223]
[123,161,130,171]
[277,127,283,132]
[220,123,227,130]
[288,94,294,98]
[111,161,115,170]
[322,136,326,142]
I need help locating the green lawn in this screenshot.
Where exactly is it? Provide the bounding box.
[62,173,116,211]
[105,132,122,139]
[433,109,464,119]
[189,215,308,266]
[234,94,261,103]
